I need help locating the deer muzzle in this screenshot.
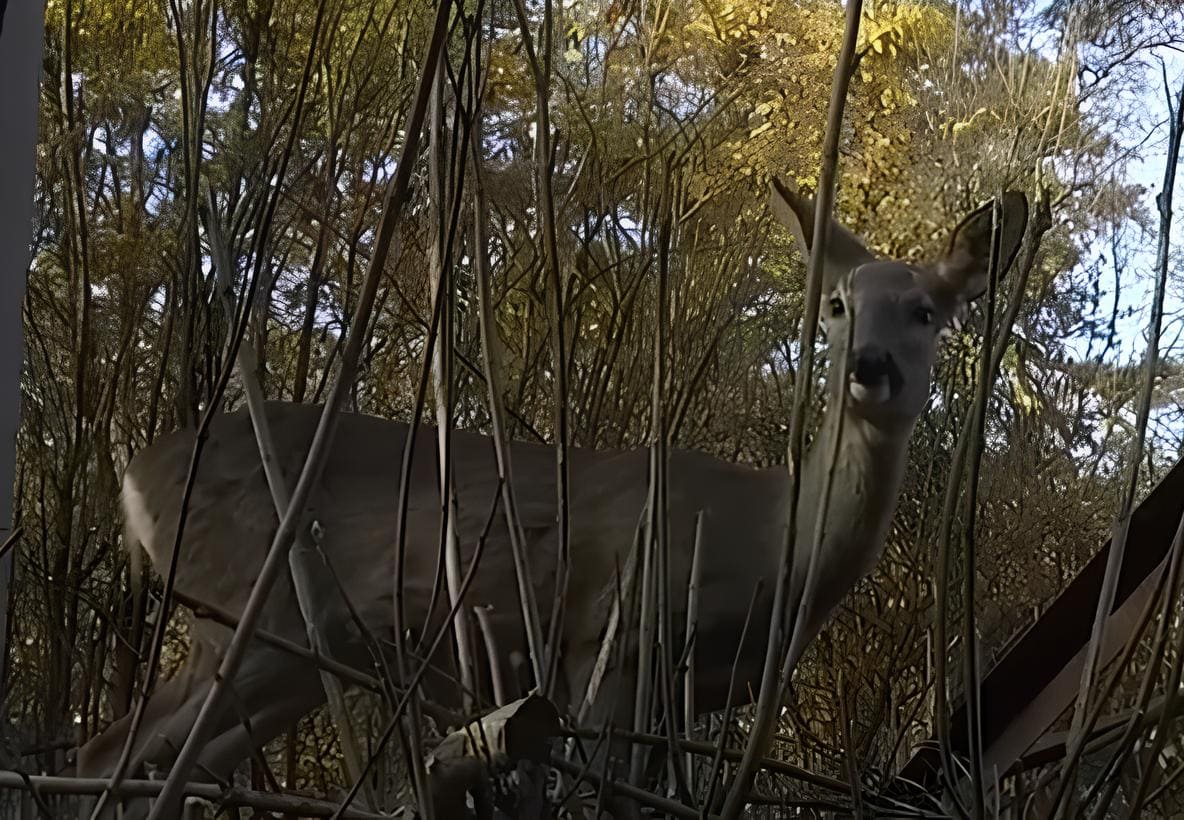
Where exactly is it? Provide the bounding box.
[847,347,901,405]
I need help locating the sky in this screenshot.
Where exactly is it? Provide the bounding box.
[1069,45,1184,367]
[1055,42,1184,456]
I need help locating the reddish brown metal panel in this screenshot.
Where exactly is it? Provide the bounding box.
[898,454,1184,788]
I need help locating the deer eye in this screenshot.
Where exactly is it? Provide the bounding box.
[829,296,846,318]
[914,306,934,325]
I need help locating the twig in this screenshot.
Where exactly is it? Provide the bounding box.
[0,527,22,562]
[202,188,375,809]
[549,754,715,820]
[1125,560,1184,815]
[719,0,864,814]
[183,583,474,728]
[1054,72,1184,819]
[957,192,1008,820]
[426,36,478,712]
[1080,525,1184,817]
[93,206,267,817]
[467,28,547,685]
[174,590,380,693]
[388,13,481,810]
[331,479,503,820]
[1143,757,1184,810]
[630,451,659,785]
[683,510,705,785]
[1016,550,1167,799]
[554,722,612,807]
[838,675,864,819]
[0,771,393,819]
[930,190,1049,818]
[657,165,695,805]
[15,770,52,820]
[147,3,453,813]
[472,605,508,707]
[508,0,571,699]
[703,580,764,813]
[567,723,851,797]
[577,514,643,722]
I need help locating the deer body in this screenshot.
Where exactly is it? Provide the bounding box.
[76,183,1028,816]
[114,397,903,703]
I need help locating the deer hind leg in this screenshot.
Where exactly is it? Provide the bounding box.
[148,644,325,820]
[192,648,324,779]
[80,643,325,820]
[74,637,220,819]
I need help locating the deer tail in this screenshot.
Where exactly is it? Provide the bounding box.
[120,468,152,595]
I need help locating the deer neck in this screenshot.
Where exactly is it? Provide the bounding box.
[807,403,914,496]
[689,404,915,711]
[791,401,914,629]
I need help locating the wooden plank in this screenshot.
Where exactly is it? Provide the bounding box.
[899,455,1184,787]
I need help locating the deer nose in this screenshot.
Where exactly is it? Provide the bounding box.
[850,347,891,384]
[847,346,899,404]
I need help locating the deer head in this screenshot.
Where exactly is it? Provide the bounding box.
[769,178,1028,430]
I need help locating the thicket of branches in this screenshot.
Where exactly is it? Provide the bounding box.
[5,0,1184,816]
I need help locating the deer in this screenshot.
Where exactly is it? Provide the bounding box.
[74,181,1027,818]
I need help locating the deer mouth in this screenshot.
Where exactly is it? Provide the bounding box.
[847,350,903,405]
[848,375,892,404]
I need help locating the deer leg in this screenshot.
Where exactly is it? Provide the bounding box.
[76,639,218,778]
[193,658,324,781]
[561,639,646,820]
[74,639,221,819]
[85,644,325,820]
[144,645,326,819]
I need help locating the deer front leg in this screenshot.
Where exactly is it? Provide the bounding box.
[558,635,650,820]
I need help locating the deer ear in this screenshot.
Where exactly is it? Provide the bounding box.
[938,191,1028,304]
[769,177,876,291]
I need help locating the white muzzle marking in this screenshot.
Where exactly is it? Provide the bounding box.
[848,375,891,404]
